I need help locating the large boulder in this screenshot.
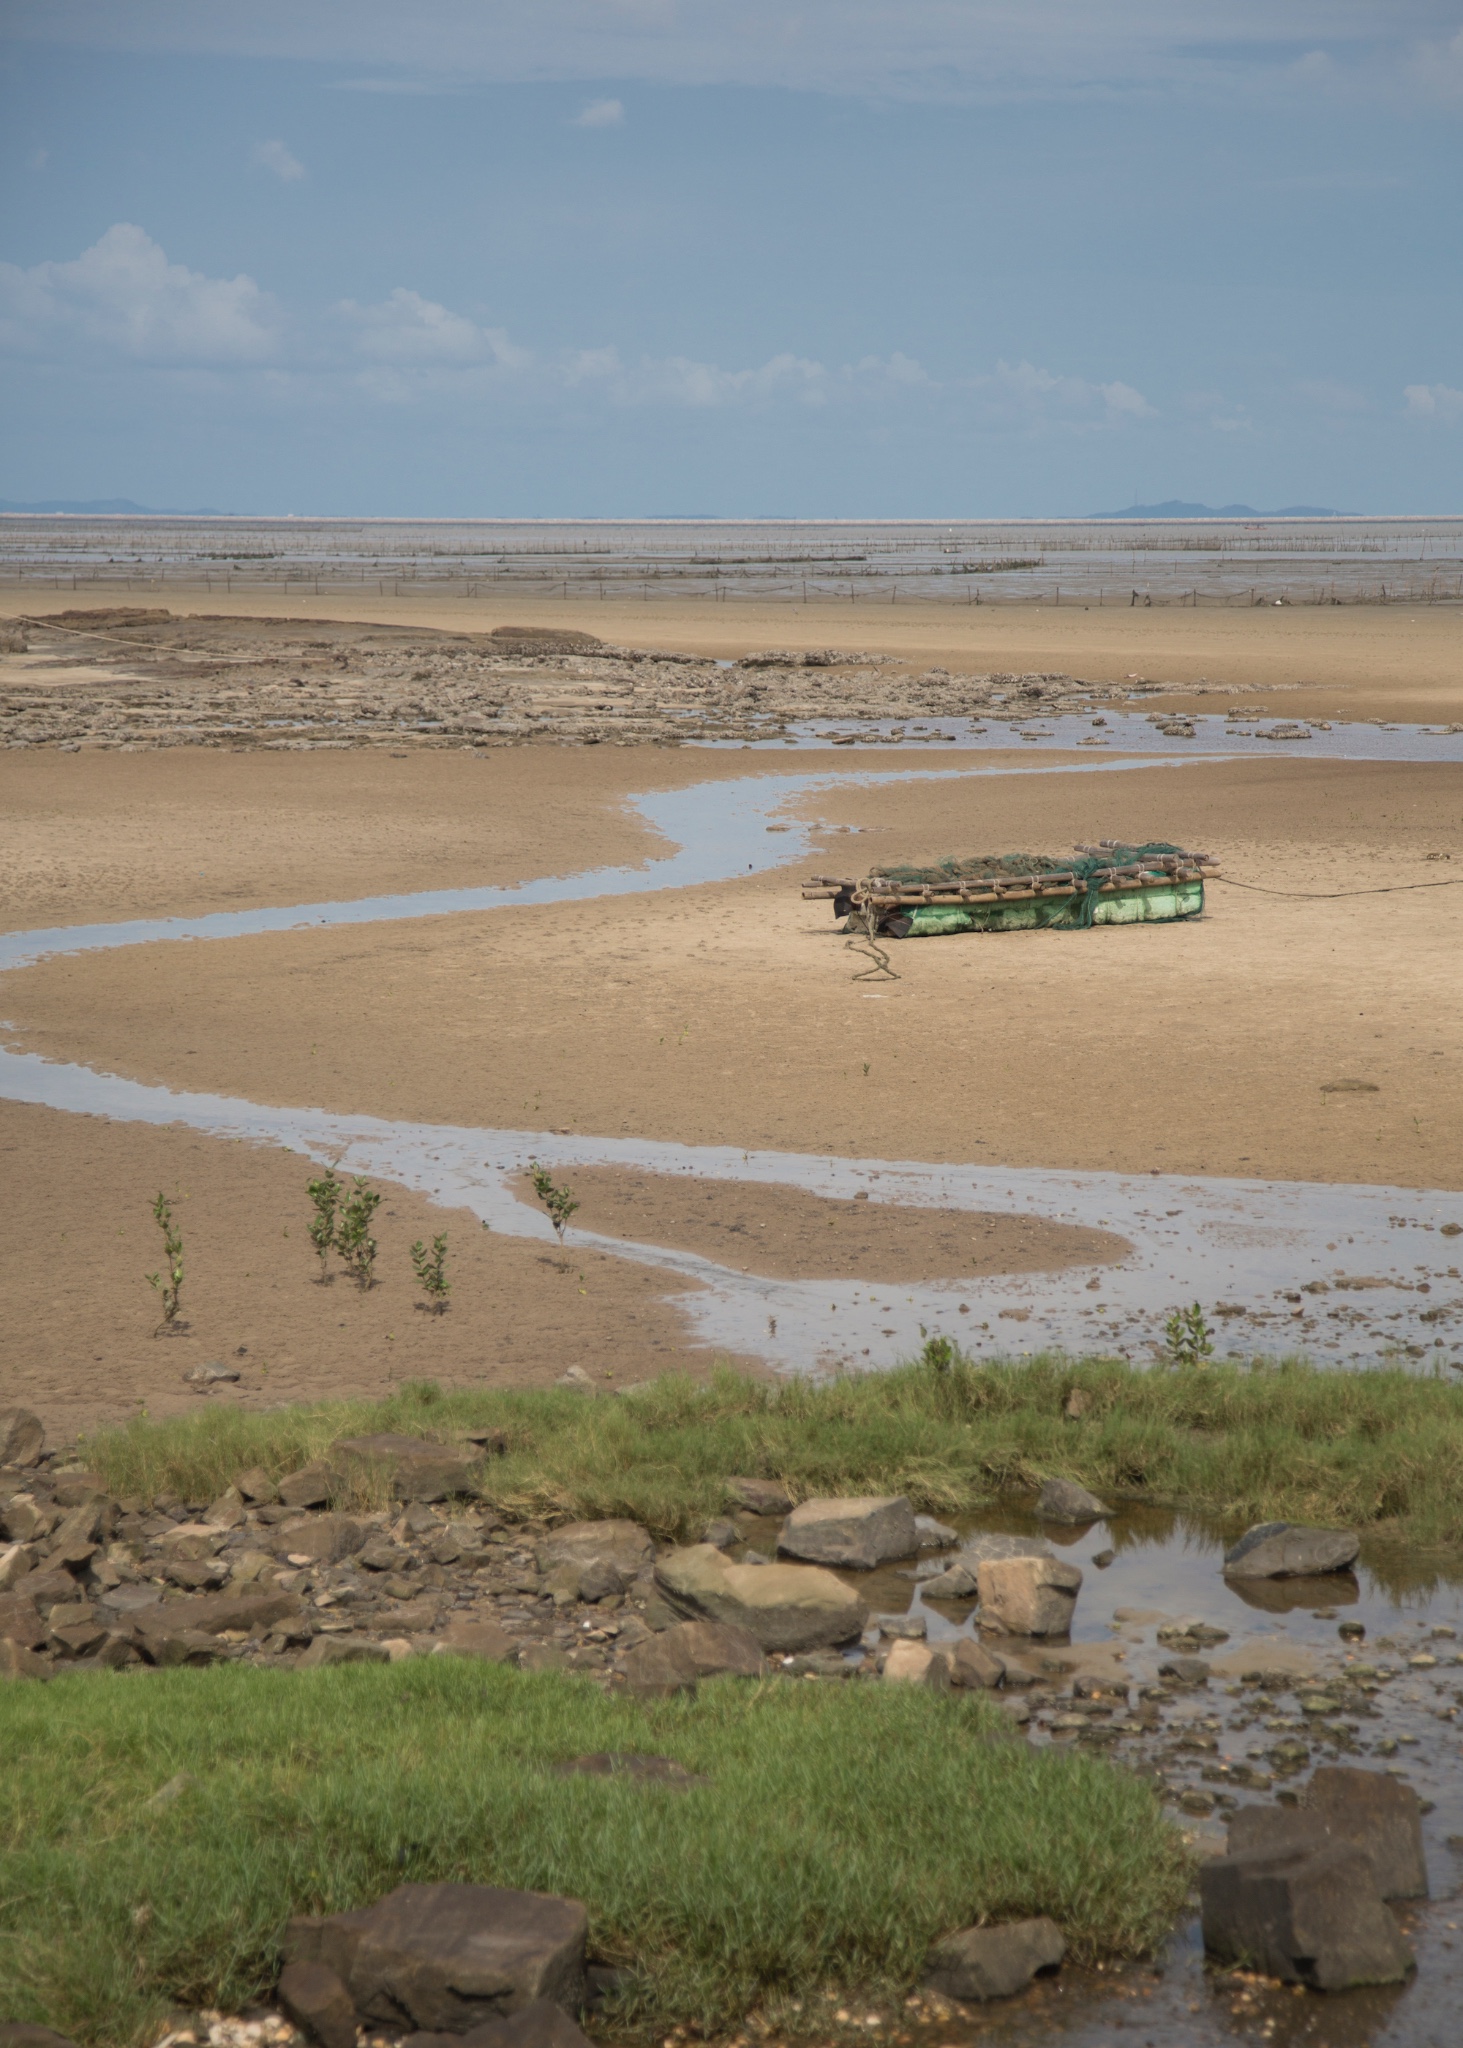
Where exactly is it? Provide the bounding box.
[620,1618,764,1695]
[655,1544,867,1651]
[1035,1478,1108,1524]
[535,1522,653,1600]
[333,1435,485,1503]
[285,1883,588,2032]
[1199,1841,1413,1989]
[1227,1769,1427,1901]
[777,1495,918,1569]
[923,1918,1066,2001]
[1223,1523,1360,1580]
[278,1958,359,2048]
[0,1408,45,1469]
[882,1640,949,1687]
[976,1555,1082,1636]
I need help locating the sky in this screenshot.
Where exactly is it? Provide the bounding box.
[1,2,1461,516]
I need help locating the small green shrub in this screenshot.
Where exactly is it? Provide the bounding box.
[145,1192,184,1330]
[529,1161,579,1245]
[410,1234,450,1313]
[1163,1304,1214,1367]
[334,1177,381,1290]
[306,1169,342,1281]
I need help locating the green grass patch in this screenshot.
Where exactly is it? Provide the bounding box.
[0,1660,1187,2047]
[82,1349,1463,1549]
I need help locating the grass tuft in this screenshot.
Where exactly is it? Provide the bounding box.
[0,1662,1187,2047]
[81,1348,1463,1549]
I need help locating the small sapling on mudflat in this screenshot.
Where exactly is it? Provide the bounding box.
[306,1168,342,1281]
[410,1233,451,1313]
[529,1161,579,1245]
[146,1191,185,1330]
[1163,1303,1214,1367]
[335,1176,381,1288]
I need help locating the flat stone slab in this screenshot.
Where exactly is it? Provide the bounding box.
[1223,1522,1360,1579]
[620,1618,764,1694]
[777,1495,918,1569]
[923,1917,1066,2001]
[286,1882,589,2033]
[656,1543,867,1651]
[1227,1768,1427,1901]
[1200,1840,1413,1989]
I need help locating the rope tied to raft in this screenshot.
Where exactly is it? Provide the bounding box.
[1213,874,1463,901]
[846,903,900,982]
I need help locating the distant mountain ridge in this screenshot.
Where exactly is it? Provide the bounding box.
[1093,499,1341,519]
[0,498,225,515]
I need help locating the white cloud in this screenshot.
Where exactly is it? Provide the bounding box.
[0,223,280,363]
[253,137,305,181]
[573,97,624,127]
[7,1,1454,106]
[341,288,533,368]
[1404,381,1463,423]
[982,360,1155,428]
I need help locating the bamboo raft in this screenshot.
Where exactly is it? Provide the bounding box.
[802,842,1220,937]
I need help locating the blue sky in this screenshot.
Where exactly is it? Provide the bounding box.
[2,2,1460,515]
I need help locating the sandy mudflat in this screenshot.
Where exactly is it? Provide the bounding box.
[3,601,1462,1437]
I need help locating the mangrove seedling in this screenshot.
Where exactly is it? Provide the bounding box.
[306,1168,342,1281]
[335,1176,382,1289]
[410,1233,451,1313]
[529,1161,579,1245]
[1163,1303,1214,1367]
[146,1191,184,1329]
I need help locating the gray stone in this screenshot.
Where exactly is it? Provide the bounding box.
[432,1620,519,1664]
[919,1563,979,1601]
[183,1360,240,1387]
[333,1434,485,1502]
[656,1544,866,1652]
[914,1515,958,1547]
[946,1639,1006,1690]
[235,1465,281,1504]
[278,1463,337,1510]
[0,1594,47,1649]
[0,1408,45,1468]
[976,1555,1082,1636]
[701,1519,740,1551]
[621,1618,765,1694]
[535,1521,653,1595]
[923,1917,1066,2001]
[0,2028,78,2048]
[777,1495,918,1569]
[882,1640,949,1687]
[1159,1657,1211,1686]
[1223,1523,1360,1580]
[1035,1478,1108,1524]
[286,1883,589,2032]
[1227,1769,1427,1902]
[1199,1841,1413,1989]
[725,1476,794,1516]
[298,1636,391,1669]
[0,1544,32,1593]
[405,1999,595,2048]
[0,1638,51,1681]
[275,1514,367,1566]
[278,1959,358,2048]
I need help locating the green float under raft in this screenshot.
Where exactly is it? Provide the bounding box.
[802,841,1218,938]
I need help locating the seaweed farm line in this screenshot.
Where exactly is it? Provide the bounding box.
[4,513,1463,606]
[3,757,1460,1377]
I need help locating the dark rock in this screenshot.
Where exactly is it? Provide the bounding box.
[914,1515,958,1547]
[1227,1769,1427,1901]
[778,1495,918,1569]
[1035,1478,1108,1524]
[724,1476,794,1516]
[621,1618,765,1694]
[433,1620,519,1663]
[923,1917,1066,2001]
[700,1519,740,1551]
[1199,1841,1413,1988]
[0,1407,45,1468]
[405,2000,595,2048]
[946,1639,1006,1690]
[286,1882,588,2032]
[0,1638,51,1681]
[553,1753,709,1789]
[235,1466,281,1504]
[278,1463,338,1511]
[333,1435,485,1502]
[535,1521,653,1592]
[0,1593,46,1649]
[298,1636,391,1668]
[275,1515,367,1566]
[46,1499,111,1568]
[163,1559,231,1592]
[1159,1656,1211,1686]
[138,1589,301,1638]
[1223,1523,1361,1580]
[278,1959,358,2048]
[50,1474,107,1508]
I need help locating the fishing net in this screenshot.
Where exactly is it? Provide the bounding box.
[870,843,1196,929]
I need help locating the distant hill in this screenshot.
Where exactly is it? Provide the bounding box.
[1093,499,1341,519]
[0,498,225,515]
